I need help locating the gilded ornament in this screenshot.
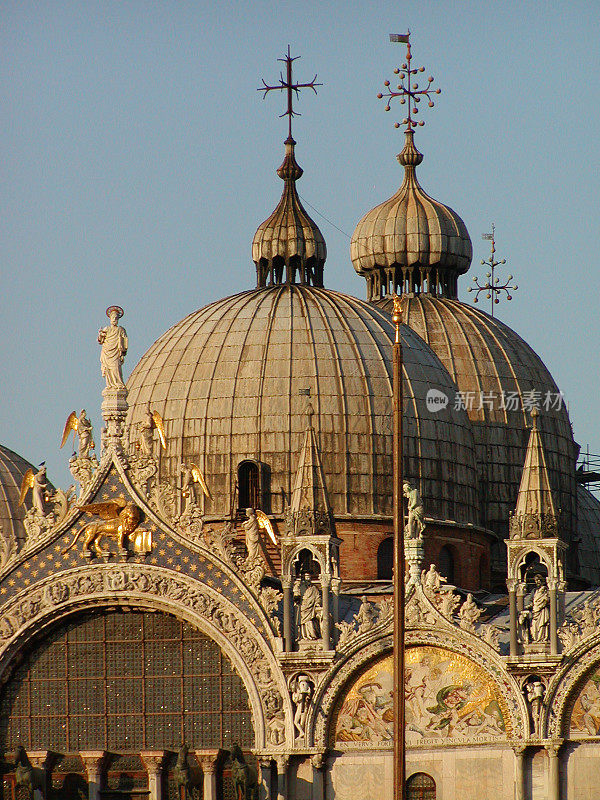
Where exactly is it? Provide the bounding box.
[64,498,150,557]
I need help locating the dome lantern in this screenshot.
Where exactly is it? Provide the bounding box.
[351,35,472,301]
[252,136,326,288]
[253,47,326,289]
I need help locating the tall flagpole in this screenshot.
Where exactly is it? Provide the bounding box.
[392,295,405,800]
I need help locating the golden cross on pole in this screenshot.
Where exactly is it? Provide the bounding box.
[258,45,322,140]
[379,32,441,131]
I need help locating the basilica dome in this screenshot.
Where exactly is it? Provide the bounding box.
[0,445,36,554]
[377,295,577,544]
[350,126,578,557]
[125,285,480,526]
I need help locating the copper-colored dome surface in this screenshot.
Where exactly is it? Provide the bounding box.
[252,139,326,288]
[378,295,577,545]
[126,285,479,525]
[351,131,472,300]
[0,445,36,550]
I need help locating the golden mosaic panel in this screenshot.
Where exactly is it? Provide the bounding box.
[334,646,509,746]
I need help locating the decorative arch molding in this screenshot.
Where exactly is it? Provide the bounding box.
[545,640,600,738]
[0,562,292,750]
[309,628,527,749]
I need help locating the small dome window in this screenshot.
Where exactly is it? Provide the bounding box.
[377,537,394,580]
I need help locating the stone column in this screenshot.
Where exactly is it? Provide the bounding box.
[258,758,273,800]
[507,580,518,656]
[195,751,220,800]
[546,742,562,800]
[321,574,331,651]
[80,751,106,800]
[516,581,525,615]
[282,576,293,652]
[310,753,326,800]
[548,582,558,656]
[140,752,166,800]
[275,755,289,800]
[331,578,341,645]
[513,745,526,800]
[27,751,51,800]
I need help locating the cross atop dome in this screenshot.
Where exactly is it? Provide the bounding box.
[253,48,326,289]
[258,46,322,141]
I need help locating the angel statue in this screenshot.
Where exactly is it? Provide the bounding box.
[60,409,95,458]
[243,508,278,561]
[64,498,150,557]
[18,463,49,515]
[138,404,167,456]
[181,462,212,512]
[98,305,128,389]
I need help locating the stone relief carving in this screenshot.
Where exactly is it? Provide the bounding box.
[259,587,282,636]
[22,487,72,548]
[558,596,600,652]
[458,593,483,632]
[69,453,99,497]
[0,526,16,571]
[284,506,331,538]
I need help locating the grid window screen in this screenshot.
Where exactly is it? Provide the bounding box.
[0,609,253,752]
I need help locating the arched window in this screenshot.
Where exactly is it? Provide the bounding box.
[0,609,253,754]
[238,460,261,511]
[377,537,393,580]
[406,772,436,799]
[438,545,455,585]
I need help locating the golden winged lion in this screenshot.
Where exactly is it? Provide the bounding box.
[64,498,151,557]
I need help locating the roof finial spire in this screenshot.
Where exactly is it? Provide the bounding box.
[378,32,441,133]
[253,49,326,288]
[468,224,519,317]
[258,45,322,141]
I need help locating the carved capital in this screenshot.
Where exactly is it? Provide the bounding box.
[140,751,166,776]
[275,755,289,774]
[194,751,220,774]
[545,741,563,758]
[80,750,107,777]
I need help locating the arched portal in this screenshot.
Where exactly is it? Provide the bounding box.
[0,608,254,754]
[406,772,436,799]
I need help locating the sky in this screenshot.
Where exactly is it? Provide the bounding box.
[1,0,599,489]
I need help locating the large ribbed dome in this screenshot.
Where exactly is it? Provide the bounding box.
[378,295,577,547]
[576,486,600,586]
[0,445,37,552]
[351,131,472,301]
[126,286,480,525]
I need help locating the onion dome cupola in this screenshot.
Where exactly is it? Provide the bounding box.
[350,35,472,301]
[253,47,326,289]
[252,136,326,288]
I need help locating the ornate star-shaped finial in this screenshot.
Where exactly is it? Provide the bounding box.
[468,224,519,316]
[378,32,441,131]
[258,46,322,140]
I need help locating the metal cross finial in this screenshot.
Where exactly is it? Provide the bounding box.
[468,224,518,316]
[378,31,441,131]
[258,46,322,140]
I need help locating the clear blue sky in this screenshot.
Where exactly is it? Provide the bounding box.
[1,0,599,488]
